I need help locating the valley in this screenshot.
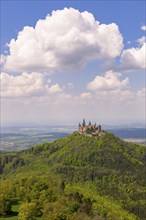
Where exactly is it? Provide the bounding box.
[1,125,145,152]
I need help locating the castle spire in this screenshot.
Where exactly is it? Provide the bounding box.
[98,124,101,131]
[82,119,86,127]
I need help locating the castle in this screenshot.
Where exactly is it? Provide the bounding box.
[78,119,103,137]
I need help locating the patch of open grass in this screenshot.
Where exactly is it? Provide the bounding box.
[0,215,18,220]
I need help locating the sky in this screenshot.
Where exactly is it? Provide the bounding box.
[0,0,146,126]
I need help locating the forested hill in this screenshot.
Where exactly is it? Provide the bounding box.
[0,132,146,220]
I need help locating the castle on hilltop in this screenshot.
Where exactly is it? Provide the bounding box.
[78,119,103,137]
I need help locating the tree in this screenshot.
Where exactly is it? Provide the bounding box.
[18,203,36,220]
[0,187,12,216]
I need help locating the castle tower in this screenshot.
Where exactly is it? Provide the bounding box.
[78,120,102,136]
[78,123,81,132]
[82,119,86,127]
[98,124,101,132]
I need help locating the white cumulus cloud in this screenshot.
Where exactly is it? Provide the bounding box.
[141,25,146,31]
[0,72,62,97]
[80,92,92,99]
[87,70,129,91]
[0,55,6,65]
[3,7,123,73]
[137,36,146,45]
[137,88,146,98]
[47,84,63,93]
[120,43,146,70]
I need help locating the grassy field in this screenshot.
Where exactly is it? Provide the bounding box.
[0,216,18,220]
[0,215,43,220]
[124,138,146,145]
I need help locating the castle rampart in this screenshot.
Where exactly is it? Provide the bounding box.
[78,119,103,137]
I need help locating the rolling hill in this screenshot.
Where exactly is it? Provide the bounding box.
[0,132,146,220]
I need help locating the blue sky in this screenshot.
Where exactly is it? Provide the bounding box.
[1,1,145,48]
[1,0,145,125]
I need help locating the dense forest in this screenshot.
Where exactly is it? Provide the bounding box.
[0,132,146,220]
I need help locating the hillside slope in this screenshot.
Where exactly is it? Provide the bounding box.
[0,132,146,219]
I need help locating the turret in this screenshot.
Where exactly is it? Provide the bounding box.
[78,123,81,132]
[82,119,86,127]
[98,124,101,131]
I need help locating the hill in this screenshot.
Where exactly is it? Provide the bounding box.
[0,132,146,220]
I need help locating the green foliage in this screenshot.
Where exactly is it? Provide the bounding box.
[85,127,94,133]
[0,132,146,219]
[65,184,137,220]
[0,181,14,216]
[18,203,36,220]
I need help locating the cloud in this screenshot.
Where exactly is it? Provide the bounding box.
[1,73,143,125]
[137,88,146,99]
[141,25,146,31]
[0,55,6,65]
[0,72,62,97]
[120,42,146,71]
[96,89,134,101]
[80,92,92,99]
[66,82,74,89]
[127,41,131,44]
[137,36,146,45]
[48,84,62,93]
[87,70,129,91]
[3,7,123,73]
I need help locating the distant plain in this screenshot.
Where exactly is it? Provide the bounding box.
[1,125,146,152]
